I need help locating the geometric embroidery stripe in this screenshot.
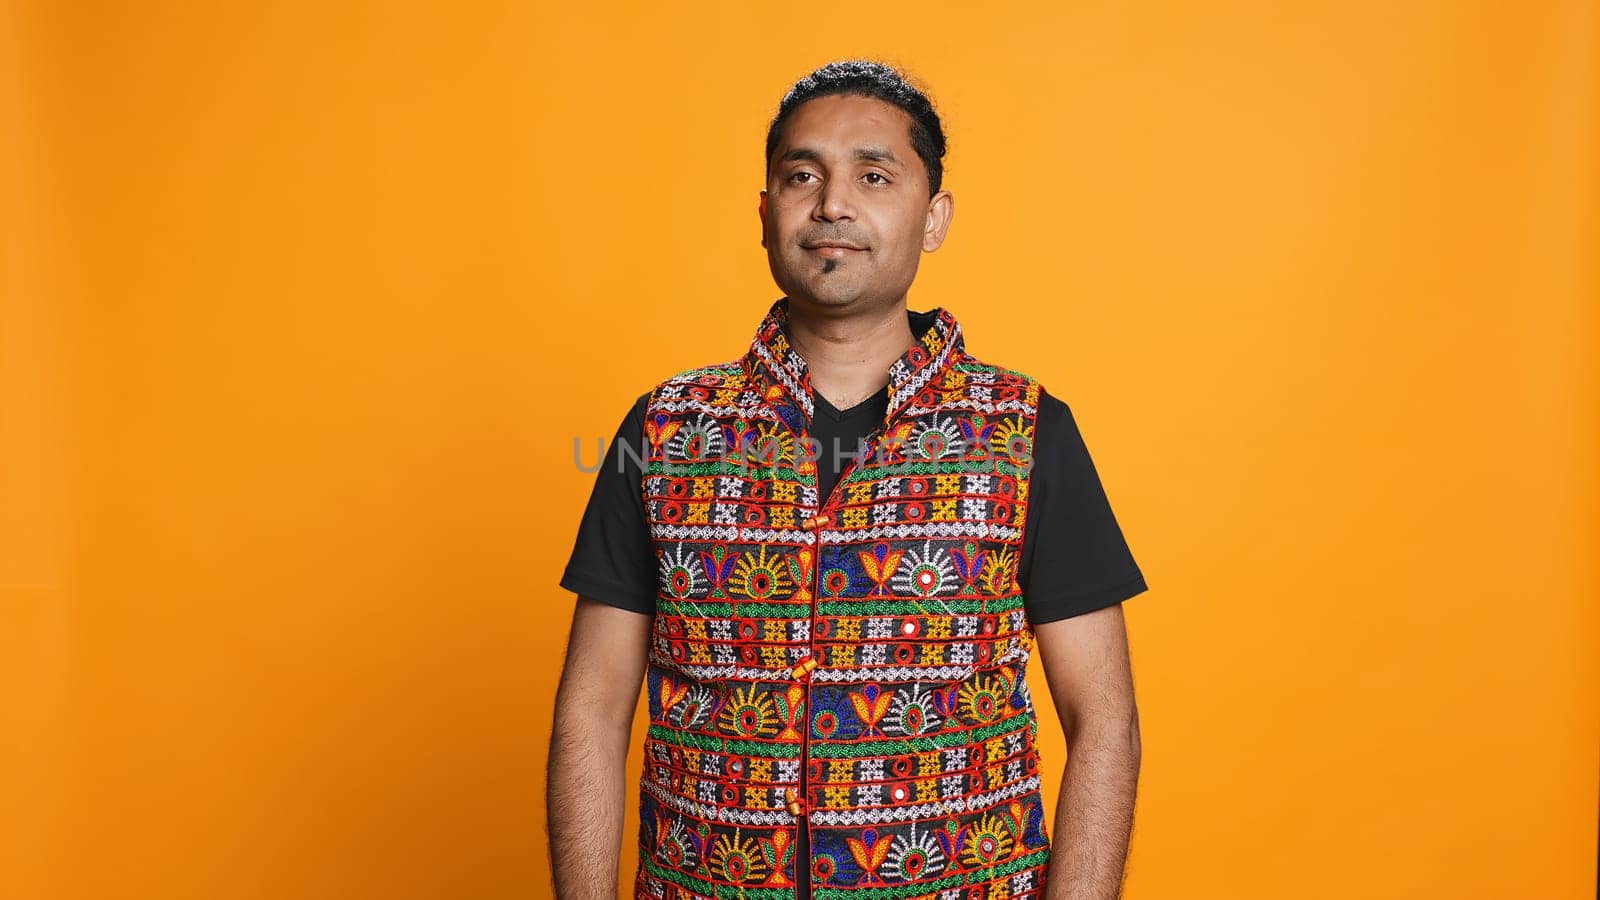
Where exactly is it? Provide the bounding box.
[807,773,1042,826]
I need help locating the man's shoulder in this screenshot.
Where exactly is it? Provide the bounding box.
[950,350,1050,407]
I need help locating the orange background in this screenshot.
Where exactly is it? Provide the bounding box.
[3,2,1596,898]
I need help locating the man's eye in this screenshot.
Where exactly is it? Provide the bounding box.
[864,172,889,184]
[789,172,816,184]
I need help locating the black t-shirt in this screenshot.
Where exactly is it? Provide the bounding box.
[561,376,1148,626]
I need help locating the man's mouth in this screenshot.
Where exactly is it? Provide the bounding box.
[804,242,867,257]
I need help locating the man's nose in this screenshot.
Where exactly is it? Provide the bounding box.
[813,177,854,222]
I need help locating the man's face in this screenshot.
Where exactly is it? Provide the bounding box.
[760,94,953,314]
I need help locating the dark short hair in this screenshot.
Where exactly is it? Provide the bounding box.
[765,60,947,197]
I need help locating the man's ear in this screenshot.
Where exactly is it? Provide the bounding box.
[758,189,768,249]
[922,189,954,252]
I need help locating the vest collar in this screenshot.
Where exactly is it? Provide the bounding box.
[745,296,965,431]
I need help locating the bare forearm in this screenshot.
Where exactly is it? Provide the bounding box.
[547,709,630,900]
[1045,713,1141,900]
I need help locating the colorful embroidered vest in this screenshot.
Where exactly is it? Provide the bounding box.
[634,298,1051,900]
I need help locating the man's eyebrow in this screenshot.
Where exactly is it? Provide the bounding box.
[777,145,903,166]
[853,145,900,165]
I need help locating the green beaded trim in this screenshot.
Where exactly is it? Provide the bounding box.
[646,725,801,758]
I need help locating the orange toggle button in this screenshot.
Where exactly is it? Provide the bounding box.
[790,656,819,680]
[785,788,807,817]
[802,514,830,529]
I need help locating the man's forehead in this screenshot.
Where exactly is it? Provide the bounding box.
[775,94,915,159]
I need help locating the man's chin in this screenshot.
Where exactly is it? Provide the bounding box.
[770,269,885,312]
[801,275,872,304]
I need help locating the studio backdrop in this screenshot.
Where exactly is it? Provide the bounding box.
[2,2,1595,898]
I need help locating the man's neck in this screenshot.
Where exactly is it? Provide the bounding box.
[784,298,917,411]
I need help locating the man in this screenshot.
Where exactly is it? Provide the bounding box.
[549,60,1147,900]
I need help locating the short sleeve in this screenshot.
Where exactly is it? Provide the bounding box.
[558,391,658,615]
[1018,388,1149,624]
